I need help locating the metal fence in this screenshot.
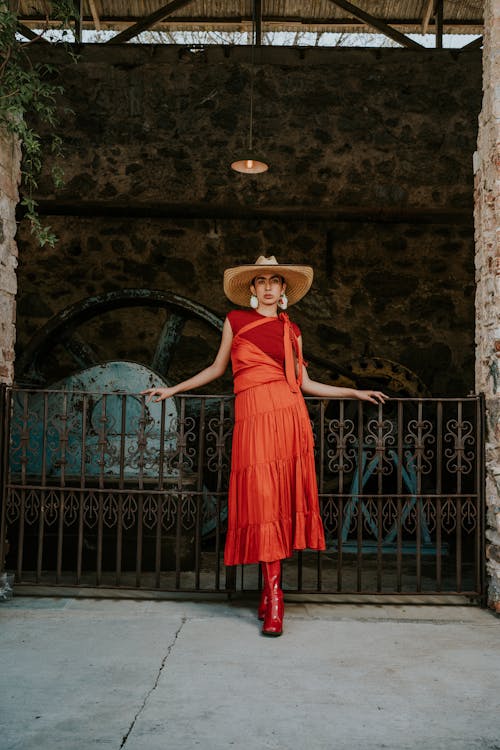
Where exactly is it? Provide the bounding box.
[0,386,485,601]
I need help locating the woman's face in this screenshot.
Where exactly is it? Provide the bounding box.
[250,274,286,308]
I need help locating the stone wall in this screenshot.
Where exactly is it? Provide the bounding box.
[474,0,500,611]
[15,45,482,397]
[0,131,20,385]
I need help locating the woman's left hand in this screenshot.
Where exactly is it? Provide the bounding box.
[355,389,389,404]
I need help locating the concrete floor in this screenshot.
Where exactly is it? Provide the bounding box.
[0,596,499,750]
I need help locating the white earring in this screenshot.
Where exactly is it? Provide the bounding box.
[250,294,259,309]
[278,293,288,310]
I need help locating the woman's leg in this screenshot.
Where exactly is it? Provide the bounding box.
[261,560,284,636]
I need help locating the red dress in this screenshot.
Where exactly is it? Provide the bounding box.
[223,310,326,565]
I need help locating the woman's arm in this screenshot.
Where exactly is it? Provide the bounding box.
[297,336,388,405]
[142,317,233,402]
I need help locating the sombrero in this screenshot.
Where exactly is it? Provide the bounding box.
[223,256,314,307]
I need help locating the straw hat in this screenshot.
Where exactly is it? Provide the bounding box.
[223,256,314,307]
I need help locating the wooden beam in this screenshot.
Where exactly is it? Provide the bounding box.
[435,0,443,48]
[326,0,424,48]
[88,0,101,31]
[74,0,83,43]
[107,0,196,44]
[254,0,262,46]
[16,15,485,34]
[24,200,473,225]
[16,22,50,43]
[421,0,434,35]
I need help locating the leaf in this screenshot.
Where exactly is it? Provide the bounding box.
[0,1,75,247]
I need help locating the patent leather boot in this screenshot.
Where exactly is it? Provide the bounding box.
[257,588,268,621]
[262,561,284,637]
[258,562,269,620]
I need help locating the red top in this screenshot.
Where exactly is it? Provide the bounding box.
[227,309,301,366]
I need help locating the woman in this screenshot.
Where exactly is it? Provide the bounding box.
[143,256,387,636]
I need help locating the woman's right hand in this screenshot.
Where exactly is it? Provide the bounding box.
[141,387,177,403]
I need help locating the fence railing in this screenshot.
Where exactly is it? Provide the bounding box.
[0,386,485,601]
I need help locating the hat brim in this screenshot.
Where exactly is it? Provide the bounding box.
[224,263,313,307]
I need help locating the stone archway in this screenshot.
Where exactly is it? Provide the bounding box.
[474,0,500,611]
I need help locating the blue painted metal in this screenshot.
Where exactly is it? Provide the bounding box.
[337,448,438,554]
[10,362,176,480]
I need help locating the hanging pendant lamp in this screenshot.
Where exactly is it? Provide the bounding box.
[231,4,269,174]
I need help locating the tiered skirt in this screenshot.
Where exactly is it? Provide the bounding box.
[224,379,326,565]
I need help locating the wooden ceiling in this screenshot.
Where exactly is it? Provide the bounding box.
[15,1,484,48]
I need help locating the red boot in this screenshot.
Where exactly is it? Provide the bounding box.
[257,562,268,620]
[262,560,284,637]
[257,588,268,621]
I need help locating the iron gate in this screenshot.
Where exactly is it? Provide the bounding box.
[0,385,485,601]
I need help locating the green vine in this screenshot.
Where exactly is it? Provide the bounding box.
[0,1,76,246]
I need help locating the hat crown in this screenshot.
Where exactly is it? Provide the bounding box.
[254,255,278,266]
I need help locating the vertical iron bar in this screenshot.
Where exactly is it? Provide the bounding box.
[416,497,422,593]
[396,400,403,592]
[436,400,443,591]
[174,397,186,590]
[36,393,48,583]
[376,492,382,592]
[456,496,463,592]
[175,490,182,590]
[478,394,487,605]
[136,394,146,588]
[155,398,166,590]
[415,401,422,592]
[337,496,343,592]
[337,400,344,593]
[456,401,462,591]
[456,400,463,496]
[116,394,127,587]
[194,398,206,591]
[96,394,107,586]
[436,495,442,592]
[319,400,325,492]
[56,391,69,584]
[436,400,443,495]
[136,488,144,588]
[376,402,383,592]
[223,397,236,595]
[356,400,363,592]
[77,394,88,585]
[318,399,325,591]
